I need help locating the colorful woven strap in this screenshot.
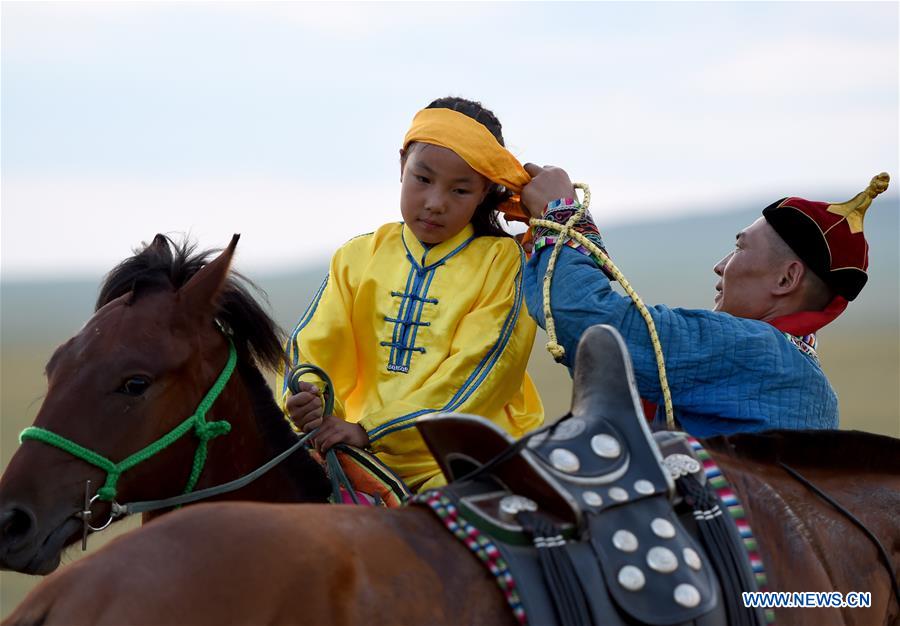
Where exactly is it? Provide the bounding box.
[532,198,611,276]
[688,437,776,625]
[414,490,527,625]
[782,332,818,361]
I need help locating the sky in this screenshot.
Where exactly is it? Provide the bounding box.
[2,1,898,279]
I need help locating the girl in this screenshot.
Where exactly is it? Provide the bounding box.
[278,97,544,492]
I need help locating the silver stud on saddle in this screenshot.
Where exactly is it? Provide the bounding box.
[612,529,639,552]
[646,546,679,573]
[549,448,581,473]
[591,433,622,459]
[674,583,702,607]
[663,453,701,479]
[551,418,587,441]
[498,495,538,522]
[618,565,646,591]
[650,517,676,539]
[683,547,702,571]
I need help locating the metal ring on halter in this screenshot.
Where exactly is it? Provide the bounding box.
[82,494,125,532]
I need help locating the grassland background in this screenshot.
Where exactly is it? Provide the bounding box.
[2,205,898,616]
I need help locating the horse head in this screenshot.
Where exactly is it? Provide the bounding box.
[0,234,329,574]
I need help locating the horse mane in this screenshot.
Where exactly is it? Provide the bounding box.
[96,234,285,373]
[96,234,332,501]
[703,429,900,474]
[238,359,333,503]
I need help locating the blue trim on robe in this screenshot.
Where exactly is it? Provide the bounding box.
[388,265,417,368]
[368,247,526,442]
[383,231,475,374]
[283,274,329,395]
[403,268,437,371]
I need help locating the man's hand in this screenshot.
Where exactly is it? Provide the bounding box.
[521,163,577,218]
[285,381,324,433]
[313,415,370,452]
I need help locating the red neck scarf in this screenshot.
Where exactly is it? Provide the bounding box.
[766,296,849,336]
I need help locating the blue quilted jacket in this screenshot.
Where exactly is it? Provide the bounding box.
[524,247,838,437]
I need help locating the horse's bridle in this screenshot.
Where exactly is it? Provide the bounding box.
[18,331,337,550]
[22,338,237,502]
[19,335,240,547]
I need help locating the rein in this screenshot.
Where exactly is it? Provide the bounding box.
[779,462,900,607]
[94,362,347,516]
[18,331,354,548]
[286,364,360,505]
[66,426,319,550]
[107,428,318,516]
[529,183,676,429]
[115,362,344,514]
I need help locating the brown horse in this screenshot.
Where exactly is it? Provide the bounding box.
[0,234,331,575]
[2,236,898,625]
[4,431,900,626]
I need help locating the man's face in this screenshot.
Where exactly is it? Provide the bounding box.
[712,217,784,319]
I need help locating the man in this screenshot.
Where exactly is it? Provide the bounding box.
[519,165,889,436]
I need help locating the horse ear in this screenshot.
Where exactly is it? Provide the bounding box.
[177,234,240,319]
[149,234,170,251]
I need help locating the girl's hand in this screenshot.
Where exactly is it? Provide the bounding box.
[285,381,324,432]
[521,163,577,218]
[313,416,370,453]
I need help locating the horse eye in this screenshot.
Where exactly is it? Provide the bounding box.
[118,376,151,396]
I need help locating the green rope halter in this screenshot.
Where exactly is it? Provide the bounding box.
[19,338,238,502]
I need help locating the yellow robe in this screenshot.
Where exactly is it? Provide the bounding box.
[277,222,544,491]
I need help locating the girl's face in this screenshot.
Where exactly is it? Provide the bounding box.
[400,143,490,244]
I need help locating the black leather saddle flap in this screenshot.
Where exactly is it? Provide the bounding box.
[589,496,719,625]
[417,412,580,525]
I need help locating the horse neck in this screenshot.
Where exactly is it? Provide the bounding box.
[147,359,331,520]
[707,440,900,613]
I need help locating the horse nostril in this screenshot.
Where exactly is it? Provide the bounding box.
[0,506,35,544]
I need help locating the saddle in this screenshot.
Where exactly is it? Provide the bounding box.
[416,325,766,626]
[308,444,411,507]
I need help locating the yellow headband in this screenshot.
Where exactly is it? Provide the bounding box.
[402,108,531,222]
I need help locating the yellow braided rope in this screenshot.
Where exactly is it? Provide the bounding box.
[530,183,675,430]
